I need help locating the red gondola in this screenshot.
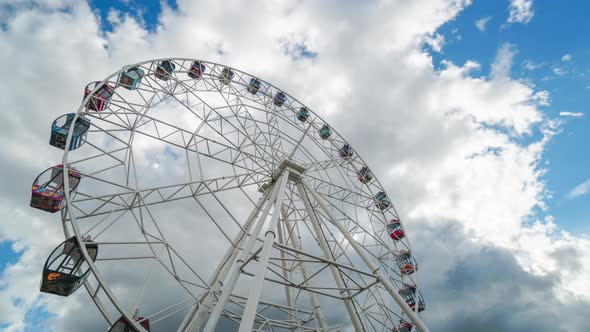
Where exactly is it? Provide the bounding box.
[393,321,415,332]
[109,311,150,332]
[387,219,405,241]
[357,166,373,183]
[84,82,115,112]
[188,61,206,79]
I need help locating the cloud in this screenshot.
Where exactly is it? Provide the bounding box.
[559,112,584,118]
[523,59,542,71]
[561,54,572,62]
[475,16,492,31]
[1,1,590,331]
[508,0,535,24]
[491,42,518,80]
[567,179,590,198]
[423,33,445,52]
[532,92,549,107]
[553,67,567,76]
[413,221,590,332]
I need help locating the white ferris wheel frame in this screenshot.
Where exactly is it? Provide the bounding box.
[56,58,430,332]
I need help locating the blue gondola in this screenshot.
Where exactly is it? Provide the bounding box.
[339,144,353,158]
[399,285,425,312]
[188,61,206,79]
[374,191,391,210]
[49,113,91,151]
[297,107,310,122]
[274,92,287,107]
[40,236,98,297]
[248,78,261,94]
[118,66,144,90]
[155,60,175,81]
[319,124,332,139]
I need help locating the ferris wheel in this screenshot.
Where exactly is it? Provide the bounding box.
[30,58,430,332]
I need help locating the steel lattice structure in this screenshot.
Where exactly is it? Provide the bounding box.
[37,58,430,332]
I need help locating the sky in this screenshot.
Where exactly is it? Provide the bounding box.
[0,0,589,331]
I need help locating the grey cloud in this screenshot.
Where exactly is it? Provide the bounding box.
[411,221,589,332]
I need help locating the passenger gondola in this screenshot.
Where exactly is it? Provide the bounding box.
[49,113,91,151]
[31,165,81,212]
[40,236,98,297]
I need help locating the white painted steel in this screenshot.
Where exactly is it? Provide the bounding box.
[202,177,284,332]
[238,171,290,332]
[296,182,364,332]
[49,58,429,332]
[302,179,430,332]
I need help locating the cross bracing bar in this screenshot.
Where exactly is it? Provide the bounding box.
[182,193,272,332]
[296,181,365,332]
[86,111,272,174]
[237,170,290,332]
[69,171,268,219]
[144,73,279,171]
[275,210,297,332]
[280,206,327,331]
[301,178,431,332]
[201,171,286,332]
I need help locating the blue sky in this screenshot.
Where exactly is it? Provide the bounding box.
[0,242,21,281]
[89,0,178,32]
[431,0,590,233]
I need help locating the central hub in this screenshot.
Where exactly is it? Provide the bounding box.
[272,159,306,182]
[258,160,305,193]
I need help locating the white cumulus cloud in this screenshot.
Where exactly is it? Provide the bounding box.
[491,42,518,80]
[475,16,492,31]
[508,0,535,24]
[568,179,590,198]
[559,112,584,118]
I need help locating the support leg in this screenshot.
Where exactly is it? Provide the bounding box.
[202,174,286,332]
[296,182,364,332]
[301,178,430,332]
[237,171,290,332]
[178,192,271,332]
